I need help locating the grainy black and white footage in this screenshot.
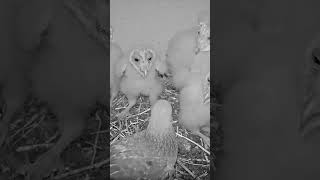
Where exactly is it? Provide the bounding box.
[109,0,217,180]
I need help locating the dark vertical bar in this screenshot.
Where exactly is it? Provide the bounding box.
[214,0,320,180]
[106,0,111,179]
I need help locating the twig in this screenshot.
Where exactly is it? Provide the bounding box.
[177,159,199,180]
[176,132,210,155]
[127,108,150,118]
[9,112,42,141]
[110,134,121,145]
[16,143,54,152]
[53,158,110,179]
[84,142,103,150]
[198,172,208,179]
[91,112,102,164]
[179,159,209,167]
[63,0,107,49]
[45,132,59,144]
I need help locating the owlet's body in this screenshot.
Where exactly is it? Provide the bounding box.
[166,10,210,90]
[113,46,167,118]
[179,51,210,147]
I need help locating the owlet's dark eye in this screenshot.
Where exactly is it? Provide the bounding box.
[134,58,139,62]
[148,57,152,61]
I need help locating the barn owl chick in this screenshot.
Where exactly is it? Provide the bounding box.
[110,100,177,179]
[24,0,108,178]
[166,10,210,90]
[179,51,210,147]
[301,36,320,138]
[114,46,167,120]
[179,71,210,147]
[110,26,123,106]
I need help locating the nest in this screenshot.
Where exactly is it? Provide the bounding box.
[110,78,222,180]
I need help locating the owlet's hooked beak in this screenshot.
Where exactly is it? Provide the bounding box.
[129,48,155,78]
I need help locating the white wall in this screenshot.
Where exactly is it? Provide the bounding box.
[110,0,210,59]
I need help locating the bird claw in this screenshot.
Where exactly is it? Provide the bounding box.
[25,151,64,180]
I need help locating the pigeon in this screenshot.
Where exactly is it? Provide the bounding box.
[110,99,178,180]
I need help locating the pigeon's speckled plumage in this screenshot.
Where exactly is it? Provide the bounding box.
[110,100,178,180]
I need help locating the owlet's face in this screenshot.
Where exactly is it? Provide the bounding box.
[202,72,210,105]
[129,48,155,78]
[196,22,210,53]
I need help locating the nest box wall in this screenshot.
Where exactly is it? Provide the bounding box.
[110,0,210,60]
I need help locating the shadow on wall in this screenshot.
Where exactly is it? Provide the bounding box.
[110,0,210,59]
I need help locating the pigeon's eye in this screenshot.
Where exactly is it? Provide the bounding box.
[134,58,139,62]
